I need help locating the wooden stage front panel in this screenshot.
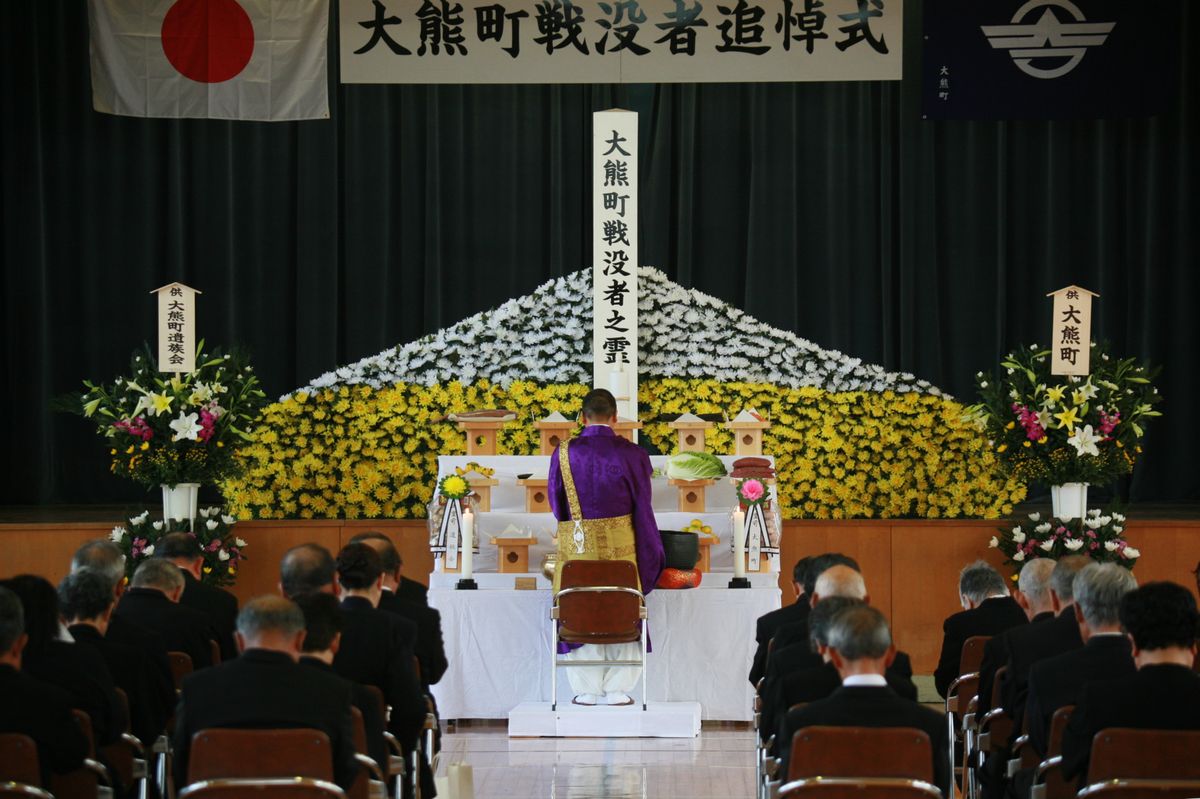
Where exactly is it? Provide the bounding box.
[2,517,1196,674]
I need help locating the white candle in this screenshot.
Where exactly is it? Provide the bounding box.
[461,507,474,579]
[732,510,746,579]
[608,367,624,398]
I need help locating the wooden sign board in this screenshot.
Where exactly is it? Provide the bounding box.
[1046,285,1098,376]
[151,282,200,373]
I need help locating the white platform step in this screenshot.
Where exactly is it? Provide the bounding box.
[507,701,701,738]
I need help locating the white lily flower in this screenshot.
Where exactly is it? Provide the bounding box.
[1039,540,1055,552]
[988,536,999,548]
[1035,523,1051,534]
[218,549,230,562]
[1104,541,1120,552]
[1013,551,1026,562]
[222,514,237,526]
[152,521,164,531]
[1067,425,1102,457]
[144,545,155,556]
[1087,509,1101,517]
[1112,525,1123,534]
[1123,547,1141,559]
[235,537,247,548]
[1012,527,1026,544]
[110,526,126,543]
[1028,512,1041,522]
[169,411,202,442]
[206,519,218,531]
[1064,539,1085,551]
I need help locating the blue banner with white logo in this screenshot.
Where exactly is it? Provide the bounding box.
[922,0,1179,120]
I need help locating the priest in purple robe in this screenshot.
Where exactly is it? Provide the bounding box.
[547,388,665,707]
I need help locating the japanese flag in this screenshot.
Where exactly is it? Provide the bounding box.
[88,0,329,121]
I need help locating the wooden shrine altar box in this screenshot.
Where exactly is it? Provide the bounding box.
[668,418,714,452]
[612,418,643,443]
[464,475,500,512]
[726,418,771,456]
[492,536,535,573]
[517,477,551,513]
[533,420,575,455]
[667,478,717,513]
[455,419,509,456]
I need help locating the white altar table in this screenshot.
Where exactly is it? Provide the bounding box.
[429,581,780,722]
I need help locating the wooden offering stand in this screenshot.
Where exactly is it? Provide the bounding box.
[467,479,500,512]
[456,419,509,456]
[612,418,643,443]
[726,417,771,456]
[696,537,716,572]
[492,536,536,573]
[533,419,575,455]
[668,418,714,452]
[668,478,717,513]
[517,477,551,513]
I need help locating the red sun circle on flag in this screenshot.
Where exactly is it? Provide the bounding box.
[161,0,255,84]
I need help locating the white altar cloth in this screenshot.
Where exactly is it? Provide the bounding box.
[429,582,779,721]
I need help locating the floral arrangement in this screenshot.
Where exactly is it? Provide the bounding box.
[109,507,248,587]
[437,473,471,500]
[989,509,1139,572]
[63,342,267,487]
[969,343,1161,486]
[736,478,769,507]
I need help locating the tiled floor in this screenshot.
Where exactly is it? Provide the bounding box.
[434,724,756,799]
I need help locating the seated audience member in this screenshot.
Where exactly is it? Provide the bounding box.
[0,574,126,747]
[933,560,1027,698]
[749,556,815,687]
[1024,563,1137,758]
[294,592,389,773]
[1061,581,1200,787]
[351,531,447,688]
[333,543,428,798]
[115,558,216,671]
[156,532,239,662]
[765,564,868,683]
[777,604,950,797]
[171,596,359,793]
[59,568,169,746]
[767,596,917,749]
[351,533,428,607]
[0,585,89,784]
[768,553,862,657]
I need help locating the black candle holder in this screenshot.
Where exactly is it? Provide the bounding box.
[728,577,751,589]
[456,578,478,590]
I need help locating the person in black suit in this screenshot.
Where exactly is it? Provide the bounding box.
[933,560,1027,698]
[115,558,217,671]
[294,592,389,775]
[1024,563,1138,759]
[777,604,950,798]
[762,554,863,676]
[0,585,89,785]
[0,575,127,748]
[767,597,917,751]
[59,568,170,747]
[156,532,239,663]
[333,543,429,799]
[395,575,429,607]
[762,564,868,702]
[749,556,816,687]
[172,595,360,793]
[1061,581,1200,787]
[70,540,176,736]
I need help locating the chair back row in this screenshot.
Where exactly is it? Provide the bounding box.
[557,560,643,645]
[788,726,932,784]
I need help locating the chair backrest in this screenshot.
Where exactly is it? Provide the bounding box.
[557,560,642,639]
[179,777,345,799]
[953,676,980,716]
[0,734,41,786]
[1047,705,1075,757]
[49,711,100,799]
[959,636,991,675]
[1087,729,1200,783]
[787,726,933,783]
[168,651,195,690]
[1077,779,1200,799]
[98,688,135,789]
[349,708,367,756]
[779,776,942,799]
[0,784,54,799]
[359,685,388,726]
[990,665,1008,710]
[188,729,334,784]
[209,640,222,667]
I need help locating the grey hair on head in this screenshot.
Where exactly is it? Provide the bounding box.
[1017,558,1056,602]
[826,604,892,661]
[131,558,184,592]
[1074,563,1138,628]
[236,595,305,639]
[958,561,1008,604]
[71,540,127,592]
[1050,555,1092,603]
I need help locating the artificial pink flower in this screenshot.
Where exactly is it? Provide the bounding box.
[740,479,765,502]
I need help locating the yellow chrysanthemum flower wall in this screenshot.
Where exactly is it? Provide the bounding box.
[222,379,1023,520]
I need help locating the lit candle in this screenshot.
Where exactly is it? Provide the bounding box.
[461,507,474,579]
[732,509,746,579]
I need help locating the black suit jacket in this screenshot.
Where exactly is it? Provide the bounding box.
[934,596,1027,698]
[749,599,809,687]
[172,649,359,792]
[395,577,428,607]
[766,654,917,748]
[0,664,89,783]
[178,570,239,663]
[379,590,448,687]
[1062,663,1200,785]
[995,609,1082,735]
[115,587,216,670]
[333,596,425,747]
[300,656,389,775]
[69,624,172,745]
[778,684,951,799]
[977,611,1054,717]
[22,639,127,746]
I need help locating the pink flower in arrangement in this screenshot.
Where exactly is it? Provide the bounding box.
[206,540,222,552]
[197,410,217,442]
[1098,409,1121,439]
[740,479,765,502]
[113,417,154,441]
[1089,542,1099,550]
[1011,404,1046,441]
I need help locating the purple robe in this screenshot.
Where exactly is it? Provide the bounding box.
[547,424,665,596]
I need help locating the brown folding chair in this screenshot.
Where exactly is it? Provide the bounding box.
[359,685,407,799]
[209,640,222,667]
[1030,705,1076,799]
[1086,729,1200,784]
[179,777,345,799]
[779,777,943,799]
[978,665,1013,757]
[168,651,195,690]
[0,734,41,786]
[346,707,387,799]
[1076,780,1200,799]
[97,686,149,799]
[0,785,54,799]
[787,726,934,784]
[187,729,333,784]
[550,559,648,711]
[946,635,990,799]
[48,710,112,799]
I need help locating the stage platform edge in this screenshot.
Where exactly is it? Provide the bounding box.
[507,701,701,738]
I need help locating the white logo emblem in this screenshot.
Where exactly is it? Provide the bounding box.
[981,0,1115,80]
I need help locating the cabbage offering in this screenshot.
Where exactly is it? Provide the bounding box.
[664,451,728,481]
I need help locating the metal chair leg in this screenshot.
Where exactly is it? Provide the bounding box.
[551,619,559,711]
[641,622,648,712]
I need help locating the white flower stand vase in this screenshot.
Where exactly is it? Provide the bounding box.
[1051,483,1089,521]
[161,483,200,530]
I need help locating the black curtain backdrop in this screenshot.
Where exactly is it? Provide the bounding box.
[2,1,1196,507]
